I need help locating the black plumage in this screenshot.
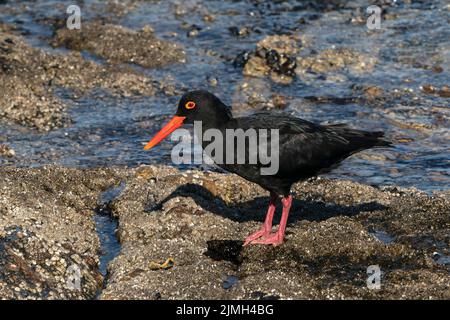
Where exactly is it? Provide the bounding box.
[176,91,391,196]
[145,90,392,245]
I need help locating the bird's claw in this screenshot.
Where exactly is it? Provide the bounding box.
[243,228,271,246]
[248,233,283,246]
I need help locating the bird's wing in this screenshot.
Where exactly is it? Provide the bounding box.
[230,113,386,179]
[234,113,350,145]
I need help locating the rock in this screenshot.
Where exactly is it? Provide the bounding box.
[432,66,443,73]
[257,35,303,56]
[207,76,218,87]
[99,165,448,300]
[52,21,186,68]
[0,165,448,299]
[296,48,377,76]
[238,35,375,85]
[422,84,437,94]
[271,95,288,109]
[438,85,450,98]
[421,84,450,98]
[228,26,251,37]
[243,50,297,84]
[203,14,216,23]
[0,166,128,299]
[0,144,15,157]
[243,56,271,78]
[233,51,251,68]
[0,29,157,131]
[187,25,202,38]
[239,34,303,84]
[364,86,384,98]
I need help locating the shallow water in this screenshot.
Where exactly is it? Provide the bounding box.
[0,0,449,193]
[94,182,125,278]
[222,275,239,290]
[369,230,395,244]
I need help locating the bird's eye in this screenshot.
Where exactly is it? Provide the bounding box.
[185,101,196,109]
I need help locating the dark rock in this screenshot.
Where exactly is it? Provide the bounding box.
[52,21,185,68]
[233,50,251,68]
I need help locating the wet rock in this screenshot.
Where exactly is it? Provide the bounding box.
[271,94,288,109]
[99,165,449,300]
[0,30,156,131]
[90,0,140,20]
[296,48,377,76]
[207,76,218,87]
[421,84,450,98]
[243,55,271,77]
[228,26,251,37]
[203,14,216,23]
[187,25,202,38]
[52,22,186,68]
[0,166,129,299]
[238,34,375,85]
[421,84,437,94]
[0,23,17,33]
[364,86,384,99]
[0,165,448,299]
[303,95,358,105]
[251,291,280,300]
[239,34,303,84]
[0,144,15,157]
[258,35,304,57]
[233,51,251,68]
[243,51,297,84]
[438,85,450,98]
[432,66,443,73]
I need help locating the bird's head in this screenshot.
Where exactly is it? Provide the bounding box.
[144,90,232,150]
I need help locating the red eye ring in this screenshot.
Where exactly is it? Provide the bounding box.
[185,101,196,109]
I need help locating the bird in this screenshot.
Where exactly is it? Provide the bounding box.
[144,90,392,246]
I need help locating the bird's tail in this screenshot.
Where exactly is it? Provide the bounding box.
[366,131,392,148]
[327,124,393,150]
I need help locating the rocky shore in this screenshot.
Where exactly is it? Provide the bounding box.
[0,22,184,131]
[0,165,448,299]
[0,0,448,300]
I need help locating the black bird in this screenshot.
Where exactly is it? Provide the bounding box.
[144,90,391,245]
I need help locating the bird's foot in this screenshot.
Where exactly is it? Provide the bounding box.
[243,228,271,246]
[249,232,284,246]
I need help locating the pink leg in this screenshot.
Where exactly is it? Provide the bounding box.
[243,193,278,246]
[250,194,292,246]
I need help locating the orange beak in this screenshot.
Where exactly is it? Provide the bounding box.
[143,116,186,151]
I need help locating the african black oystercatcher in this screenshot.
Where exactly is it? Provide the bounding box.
[144,90,392,246]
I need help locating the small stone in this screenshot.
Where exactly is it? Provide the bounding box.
[228,26,250,37]
[272,95,288,109]
[364,86,383,98]
[0,144,15,158]
[187,25,201,37]
[208,76,218,87]
[203,14,215,23]
[432,66,443,73]
[438,85,450,98]
[421,84,436,94]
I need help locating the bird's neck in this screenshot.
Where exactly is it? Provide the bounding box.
[203,104,233,130]
[193,105,233,143]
